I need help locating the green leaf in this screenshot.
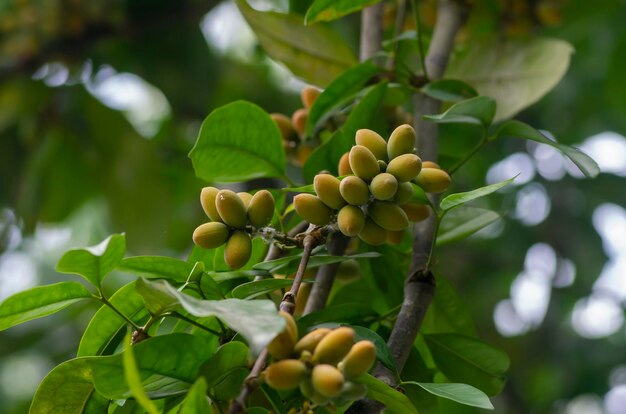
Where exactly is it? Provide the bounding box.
[306,0,382,24]
[123,334,160,414]
[29,358,108,414]
[303,81,388,182]
[298,303,379,329]
[446,37,573,121]
[353,374,418,414]
[421,79,478,102]
[136,277,181,315]
[56,233,126,287]
[403,382,494,409]
[118,256,194,283]
[189,101,286,182]
[136,279,285,353]
[253,251,381,273]
[90,333,215,399]
[199,342,249,389]
[176,378,212,414]
[282,183,315,194]
[236,0,357,86]
[440,177,515,212]
[492,119,599,178]
[424,333,510,396]
[350,325,397,373]
[423,96,496,128]
[306,62,381,134]
[437,206,501,246]
[0,282,93,331]
[421,275,477,337]
[231,278,298,299]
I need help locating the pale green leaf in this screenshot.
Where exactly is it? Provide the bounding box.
[306,0,382,24]
[421,79,478,102]
[423,96,496,128]
[437,206,501,246]
[123,335,160,414]
[440,177,515,212]
[403,382,494,409]
[118,256,193,283]
[353,374,419,414]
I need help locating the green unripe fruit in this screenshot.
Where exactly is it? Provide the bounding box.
[422,161,441,169]
[294,328,332,355]
[386,154,422,183]
[314,174,345,210]
[216,190,247,229]
[401,203,430,222]
[268,311,298,360]
[355,129,388,161]
[192,222,229,249]
[338,152,353,176]
[200,187,222,222]
[292,108,308,136]
[247,190,275,228]
[265,359,307,390]
[313,326,355,365]
[337,205,366,237]
[341,341,376,379]
[358,218,387,245]
[394,182,413,204]
[237,192,253,209]
[339,382,368,400]
[224,231,252,269]
[349,145,380,182]
[339,176,370,206]
[270,113,298,143]
[387,229,405,245]
[301,86,321,109]
[415,168,452,193]
[369,173,398,200]
[312,365,345,398]
[294,194,332,225]
[387,124,416,159]
[369,201,409,231]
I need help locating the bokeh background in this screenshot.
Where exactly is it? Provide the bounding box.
[1,0,625,413]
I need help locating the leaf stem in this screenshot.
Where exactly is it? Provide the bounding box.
[167,312,224,337]
[98,295,140,330]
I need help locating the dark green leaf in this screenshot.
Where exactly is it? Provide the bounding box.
[123,334,160,414]
[90,333,215,399]
[437,206,501,246]
[253,251,381,273]
[421,275,477,337]
[78,281,148,357]
[200,342,249,389]
[56,233,126,287]
[231,278,298,299]
[353,374,418,414]
[0,282,93,331]
[118,256,193,283]
[424,333,510,396]
[298,303,379,329]
[189,101,286,182]
[423,96,496,128]
[440,177,515,212]
[403,382,494,409]
[305,0,382,24]
[236,0,357,86]
[175,378,212,414]
[421,79,478,102]
[492,119,599,178]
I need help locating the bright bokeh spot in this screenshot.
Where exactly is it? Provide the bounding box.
[515,183,551,226]
[487,152,536,186]
[580,132,626,177]
[571,294,623,338]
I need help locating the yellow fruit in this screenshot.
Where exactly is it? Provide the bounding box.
[387,229,405,245]
[394,182,413,204]
[294,328,332,355]
[358,218,387,245]
[224,230,252,269]
[339,176,370,206]
[312,364,345,397]
[415,168,452,193]
[387,124,416,159]
[247,190,275,228]
[421,161,440,169]
[300,380,331,406]
[401,203,430,222]
[268,310,298,359]
[237,192,253,209]
[386,153,422,182]
[341,341,376,379]
[292,108,308,136]
[271,113,298,142]
[337,205,366,237]
[216,190,247,229]
[369,173,398,200]
[338,152,353,176]
[349,145,380,182]
[301,86,321,109]
[294,194,332,225]
[355,129,388,161]
[192,222,230,249]
[200,187,222,222]
[314,174,345,210]
[313,326,355,365]
[265,359,307,390]
[368,201,409,231]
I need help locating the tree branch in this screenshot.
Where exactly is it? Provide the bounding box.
[360,3,385,63]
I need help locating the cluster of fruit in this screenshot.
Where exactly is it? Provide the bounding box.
[293,124,451,245]
[271,86,321,166]
[192,188,275,268]
[265,312,376,406]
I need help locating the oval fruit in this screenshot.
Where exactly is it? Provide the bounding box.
[268,310,298,359]
[313,326,355,365]
[338,152,353,176]
[292,108,308,136]
[224,230,252,269]
[216,190,247,229]
[370,173,398,200]
[355,129,388,161]
[293,194,332,225]
[294,328,332,355]
[301,86,321,109]
[270,113,298,143]
[314,174,345,210]
[341,341,376,379]
[265,359,307,390]
[415,168,452,193]
[337,205,366,237]
[200,187,222,222]
[349,145,380,182]
[368,201,409,231]
[312,365,345,398]
[358,218,387,246]
[237,192,253,209]
[386,154,422,183]
[400,203,430,222]
[247,190,275,228]
[192,222,229,249]
[339,176,370,206]
[387,229,405,245]
[394,182,413,204]
[421,160,441,169]
[387,124,416,159]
